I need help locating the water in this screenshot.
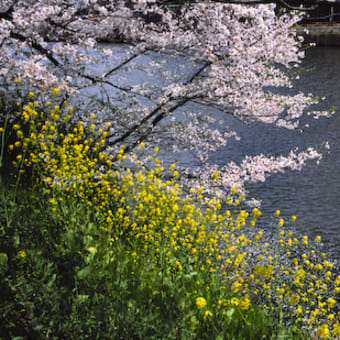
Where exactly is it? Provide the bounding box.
[211,46,340,261]
[85,43,340,262]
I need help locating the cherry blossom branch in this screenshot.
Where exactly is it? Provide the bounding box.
[9,31,60,67]
[107,61,210,150]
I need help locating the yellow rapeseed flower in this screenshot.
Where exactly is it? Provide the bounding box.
[230,297,239,306]
[18,250,26,258]
[238,296,250,310]
[333,323,340,336]
[317,324,330,339]
[327,297,336,309]
[51,87,60,96]
[204,310,213,319]
[196,297,207,309]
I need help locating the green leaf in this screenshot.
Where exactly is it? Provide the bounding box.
[13,235,20,247]
[225,308,235,322]
[76,294,89,304]
[46,273,56,288]
[77,266,91,280]
[0,252,8,275]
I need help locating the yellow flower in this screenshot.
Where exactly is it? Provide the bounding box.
[315,263,323,271]
[230,297,239,306]
[317,324,330,339]
[296,305,303,314]
[289,294,300,305]
[274,210,280,217]
[231,281,241,293]
[196,297,207,309]
[51,87,60,96]
[18,250,26,258]
[328,314,335,321]
[333,323,340,336]
[327,297,336,309]
[238,296,250,310]
[49,198,57,205]
[204,310,213,319]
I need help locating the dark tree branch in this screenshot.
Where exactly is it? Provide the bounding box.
[0,0,17,21]
[9,31,60,67]
[108,61,211,158]
[121,97,191,157]
[104,50,146,78]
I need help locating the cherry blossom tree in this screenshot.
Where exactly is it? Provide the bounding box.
[0,0,333,203]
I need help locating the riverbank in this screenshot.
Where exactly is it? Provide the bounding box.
[296,23,340,46]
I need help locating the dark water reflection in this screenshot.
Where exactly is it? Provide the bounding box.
[211,46,340,261]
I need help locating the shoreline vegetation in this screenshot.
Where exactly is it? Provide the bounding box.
[0,88,339,339]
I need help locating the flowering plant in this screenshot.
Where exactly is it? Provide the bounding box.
[0,91,338,338]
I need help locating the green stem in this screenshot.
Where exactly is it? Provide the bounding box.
[0,116,8,169]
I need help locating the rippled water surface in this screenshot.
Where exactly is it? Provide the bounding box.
[211,46,340,261]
